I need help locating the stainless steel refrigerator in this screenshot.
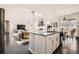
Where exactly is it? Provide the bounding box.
[0,8,5,54]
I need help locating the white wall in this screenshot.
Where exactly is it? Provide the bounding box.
[0,5,35,33]
[0,4,79,33]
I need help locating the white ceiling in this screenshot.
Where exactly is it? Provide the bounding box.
[0,4,79,16]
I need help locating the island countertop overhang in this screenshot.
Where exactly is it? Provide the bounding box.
[29,31,59,36]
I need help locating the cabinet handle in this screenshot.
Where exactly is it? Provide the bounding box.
[52,40,53,44]
[49,38,51,40]
[56,38,58,41]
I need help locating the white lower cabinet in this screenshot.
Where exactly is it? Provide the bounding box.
[29,33,60,54]
[47,33,60,54]
[35,35,46,54]
[47,36,54,53]
[29,33,35,53]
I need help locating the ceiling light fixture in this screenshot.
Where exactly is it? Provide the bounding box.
[63,11,66,20]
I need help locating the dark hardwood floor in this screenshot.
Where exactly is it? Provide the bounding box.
[53,37,79,54]
[5,34,79,54]
[5,34,29,54]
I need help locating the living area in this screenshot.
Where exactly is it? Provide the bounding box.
[4,4,60,54]
[0,4,79,54]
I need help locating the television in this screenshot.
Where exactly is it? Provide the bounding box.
[17,24,26,30]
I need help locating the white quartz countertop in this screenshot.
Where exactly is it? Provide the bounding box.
[29,31,58,36]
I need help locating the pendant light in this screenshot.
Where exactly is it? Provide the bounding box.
[63,11,66,20]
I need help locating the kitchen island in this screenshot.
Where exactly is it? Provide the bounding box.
[28,31,60,54]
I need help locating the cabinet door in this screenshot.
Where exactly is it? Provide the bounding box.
[29,33,35,52]
[54,33,60,45]
[47,35,54,53]
[35,35,46,54]
[53,33,60,52]
[47,33,60,54]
